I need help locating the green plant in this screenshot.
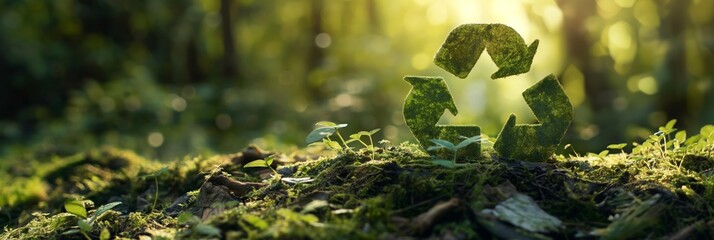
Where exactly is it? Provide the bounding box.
[244,155,279,176]
[562,144,581,158]
[140,167,169,213]
[379,139,392,148]
[427,135,483,168]
[682,124,714,158]
[627,119,714,171]
[306,121,382,159]
[631,119,680,169]
[63,199,121,240]
[346,128,381,160]
[306,121,351,154]
[590,143,628,159]
[606,143,628,154]
[243,153,316,184]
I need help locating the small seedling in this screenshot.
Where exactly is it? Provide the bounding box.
[244,156,315,184]
[346,128,381,160]
[379,139,392,148]
[563,144,581,158]
[244,155,279,176]
[607,143,628,154]
[631,119,680,169]
[428,135,483,168]
[63,199,121,240]
[140,167,169,213]
[306,122,385,159]
[306,121,351,154]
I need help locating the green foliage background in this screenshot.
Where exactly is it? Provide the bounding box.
[1,0,713,159]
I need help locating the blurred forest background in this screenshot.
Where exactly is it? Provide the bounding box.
[1,0,713,161]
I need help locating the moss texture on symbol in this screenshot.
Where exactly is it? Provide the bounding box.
[434,23,539,79]
[403,23,571,162]
[403,76,480,159]
[493,74,573,161]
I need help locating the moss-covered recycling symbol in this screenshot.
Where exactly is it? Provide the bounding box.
[403,23,573,161]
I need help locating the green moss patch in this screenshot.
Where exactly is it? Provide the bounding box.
[2,125,714,239]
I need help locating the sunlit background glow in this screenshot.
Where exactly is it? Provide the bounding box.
[0,0,712,159]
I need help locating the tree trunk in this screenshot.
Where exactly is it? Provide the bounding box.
[220,0,238,81]
[366,0,381,33]
[556,0,619,148]
[658,0,690,126]
[556,0,614,112]
[306,0,326,102]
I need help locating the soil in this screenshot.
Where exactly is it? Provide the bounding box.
[1,141,713,239]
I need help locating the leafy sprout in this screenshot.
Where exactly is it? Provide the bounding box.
[306,121,351,154]
[243,155,279,177]
[306,122,384,160]
[563,143,581,158]
[627,119,714,170]
[607,143,628,155]
[140,167,169,213]
[346,128,381,160]
[428,135,483,168]
[378,139,392,148]
[243,155,316,184]
[631,119,679,169]
[64,200,121,240]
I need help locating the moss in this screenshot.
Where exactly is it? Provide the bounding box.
[3,128,714,239]
[493,75,573,162]
[433,23,538,79]
[1,212,77,239]
[403,76,480,159]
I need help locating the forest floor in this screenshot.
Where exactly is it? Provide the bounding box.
[2,124,714,239]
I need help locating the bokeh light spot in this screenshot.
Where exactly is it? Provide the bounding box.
[411,53,430,70]
[148,132,164,147]
[216,114,232,130]
[612,97,628,111]
[608,21,632,50]
[384,125,398,140]
[597,0,620,19]
[562,65,585,108]
[579,125,600,140]
[315,33,331,48]
[637,76,658,95]
[614,0,636,8]
[634,0,660,27]
[181,85,196,99]
[335,94,353,107]
[607,21,636,64]
[542,5,563,33]
[171,96,187,112]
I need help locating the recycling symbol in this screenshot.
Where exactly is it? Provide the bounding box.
[403,23,574,161]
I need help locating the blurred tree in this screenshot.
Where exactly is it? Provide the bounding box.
[307,0,327,102]
[555,0,620,148]
[366,0,381,33]
[220,0,238,81]
[658,0,690,126]
[556,0,615,113]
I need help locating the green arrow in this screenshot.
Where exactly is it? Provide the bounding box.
[403,76,480,159]
[434,23,539,79]
[493,74,573,161]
